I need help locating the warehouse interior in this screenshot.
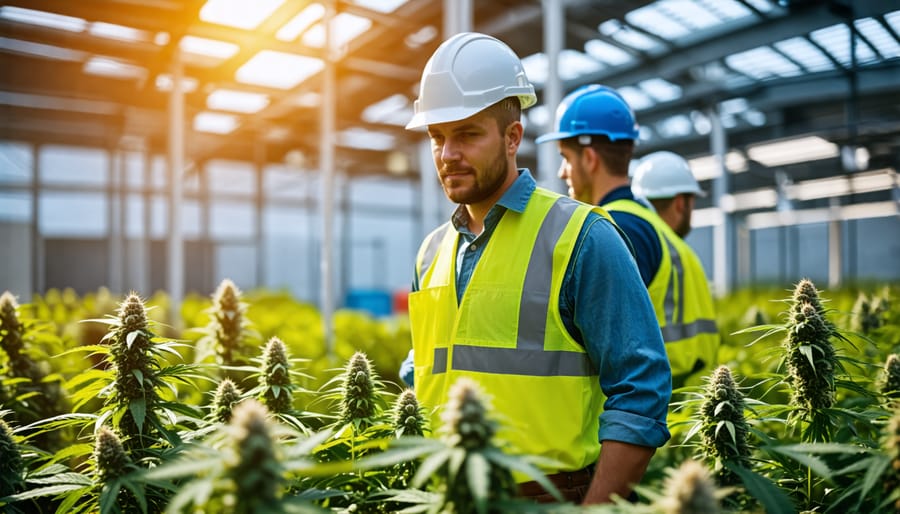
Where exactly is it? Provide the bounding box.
[1,0,898,316]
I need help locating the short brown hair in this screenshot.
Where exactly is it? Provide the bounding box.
[560,135,634,177]
[483,97,522,134]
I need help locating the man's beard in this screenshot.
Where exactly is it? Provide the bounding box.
[441,146,508,205]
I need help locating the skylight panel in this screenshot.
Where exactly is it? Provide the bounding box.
[0,37,85,61]
[338,128,395,151]
[855,17,900,59]
[557,50,603,80]
[725,46,802,80]
[584,39,634,66]
[810,23,877,67]
[302,13,373,49]
[235,50,324,89]
[207,89,270,113]
[89,22,147,42]
[599,20,662,53]
[405,25,438,49]
[0,6,86,32]
[696,0,752,22]
[521,53,548,86]
[351,0,409,13]
[179,35,239,59]
[625,4,690,41]
[194,112,239,134]
[616,86,654,111]
[655,114,693,138]
[199,0,285,30]
[638,78,682,102]
[276,3,324,42]
[361,94,412,126]
[656,0,722,31]
[886,11,900,34]
[774,37,835,72]
[83,57,146,80]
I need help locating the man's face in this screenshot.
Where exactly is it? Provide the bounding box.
[674,194,695,238]
[557,143,593,204]
[427,111,510,205]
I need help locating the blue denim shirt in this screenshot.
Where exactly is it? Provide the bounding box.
[600,186,663,288]
[401,169,671,448]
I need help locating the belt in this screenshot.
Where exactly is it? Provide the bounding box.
[518,466,593,503]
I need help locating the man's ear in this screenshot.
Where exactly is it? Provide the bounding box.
[580,145,599,170]
[506,121,523,154]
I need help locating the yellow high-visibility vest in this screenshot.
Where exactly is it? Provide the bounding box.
[409,188,606,475]
[605,199,719,387]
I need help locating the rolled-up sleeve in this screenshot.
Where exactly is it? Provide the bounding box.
[562,213,671,448]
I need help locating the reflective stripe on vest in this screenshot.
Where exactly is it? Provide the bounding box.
[604,199,718,342]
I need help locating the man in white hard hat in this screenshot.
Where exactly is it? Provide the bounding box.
[631,151,720,386]
[400,32,670,505]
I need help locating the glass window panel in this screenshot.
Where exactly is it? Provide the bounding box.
[209,201,255,239]
[0,141,32,184]
[0,192,29,221]
[206,159,255,195]
[40,146,108,186]
[40,192,106,236]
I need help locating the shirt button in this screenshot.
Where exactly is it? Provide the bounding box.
[470,244,477,251]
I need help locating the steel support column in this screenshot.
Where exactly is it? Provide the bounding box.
[167,50,185,324]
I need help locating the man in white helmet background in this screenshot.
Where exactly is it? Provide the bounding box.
[631,151,720,385]
[399,32,671,505]
[536,86,716,390]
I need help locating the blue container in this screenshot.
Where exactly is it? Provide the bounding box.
[344,288,393,317]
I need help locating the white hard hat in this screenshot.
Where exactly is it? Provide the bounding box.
[405,32,537,130]
[632,151,706,199]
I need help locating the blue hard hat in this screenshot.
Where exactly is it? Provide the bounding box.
[535,84,639,144]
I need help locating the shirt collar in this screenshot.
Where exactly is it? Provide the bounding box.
[451,169,536,231]
[599,184,636,205]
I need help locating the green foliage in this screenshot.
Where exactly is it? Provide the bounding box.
[8,280,900,513]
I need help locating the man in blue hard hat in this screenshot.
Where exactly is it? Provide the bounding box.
[537,86,716,389]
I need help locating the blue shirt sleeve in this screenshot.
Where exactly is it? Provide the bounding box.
[399,349,415,387]
[608,211,662,288]
[561,212,671,448]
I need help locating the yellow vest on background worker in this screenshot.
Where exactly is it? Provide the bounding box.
[603,199,719,388]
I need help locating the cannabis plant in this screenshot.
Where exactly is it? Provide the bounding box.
[0,416,24,497]
[698,366,751,486]
[881,354,900,400]
[211,378,243,424]
[144,399,332,514]
[0,291,64,430]
[335,351,385,432]
[243,336,311,432]
[200,279,254,380]
[656,460,722,514]
[884,409,900,513]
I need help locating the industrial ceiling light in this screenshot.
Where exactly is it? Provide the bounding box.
[746,135,838,167]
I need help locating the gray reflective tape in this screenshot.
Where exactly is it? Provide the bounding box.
[661,318,718,342]
[661,233,681,325]
[432,347,448,374]
[452,345,595,376]
[420,224,451,282]
[517,197,581,350]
